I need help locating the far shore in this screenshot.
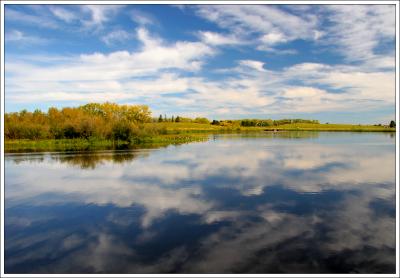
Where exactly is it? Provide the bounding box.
[5,103,395,153]
[5,122,395,153]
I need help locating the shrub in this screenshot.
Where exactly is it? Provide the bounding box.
[79,120,95,139]
[63,125,80,139]
[194,117,210,124]
[5,123,24,139]
[111,121,133,141]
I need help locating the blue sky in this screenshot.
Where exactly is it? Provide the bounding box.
[4,4,396,123]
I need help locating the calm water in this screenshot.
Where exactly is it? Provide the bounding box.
[5,132,396,274]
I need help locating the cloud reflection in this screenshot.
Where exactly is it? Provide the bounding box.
[5,132,396,273]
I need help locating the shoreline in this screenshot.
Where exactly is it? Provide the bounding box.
[5,127,395,153]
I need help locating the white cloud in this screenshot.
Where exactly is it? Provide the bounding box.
[6,30,26,41]
[318,71,395,103]
[5,27,216,105]
[7,28,213,80]
[5,30,48,44]
[101,30,132,45]
[197,31,244,46]
[190,60,395,116]
[130,10,156,26]
[255,46,298,55]
[81,5,123,29]
[136,27,162,48]
[238,60,266,72]
[49,6,76,22]
[5,6,395,119]
[6,51,395,118]
[283,87,325,98]
[284,62,396,104]
[124,73,189,95]
[313,30,324,40]
[260,31,287,45]
[194,4,395,65]
[195,5,320,53]
[324,5,395,64]
[5,8,59,29]
[271,89,346,114]
[5,56,395,117]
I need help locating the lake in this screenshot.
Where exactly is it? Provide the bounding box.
[4,132,396,274]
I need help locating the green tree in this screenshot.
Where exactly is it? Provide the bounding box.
[390,120,396,128]
[194,117,210,124]
[158,114,163,122]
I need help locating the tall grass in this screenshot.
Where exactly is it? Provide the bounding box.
[5,134,209,153]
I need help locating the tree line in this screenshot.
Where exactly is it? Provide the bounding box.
[157,114,210,124]
[240,119,320,127]
[5,103,153,141]
[5,102,332,141]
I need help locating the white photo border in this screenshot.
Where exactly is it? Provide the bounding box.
[0,1,398,277]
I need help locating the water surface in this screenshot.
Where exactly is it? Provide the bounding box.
[5,132,396,273]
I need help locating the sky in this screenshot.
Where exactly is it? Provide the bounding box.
[4,4,396,123]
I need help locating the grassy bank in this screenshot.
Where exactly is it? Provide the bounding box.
[144,122,395,132]
[5,134,208,153]
[262,123,396,132]
[5,122,395,153]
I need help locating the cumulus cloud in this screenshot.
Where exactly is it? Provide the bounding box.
[7,27,213,82]
[5,57,395,117]
[5,27,216,108]
[5,52,395,118]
